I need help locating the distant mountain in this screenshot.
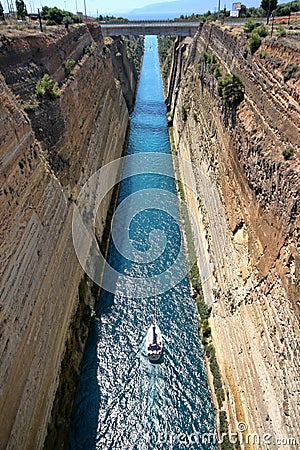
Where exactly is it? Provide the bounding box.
[127,0,263,20]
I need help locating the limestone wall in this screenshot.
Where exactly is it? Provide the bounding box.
[0,24,139,449]
[168,23,299,448]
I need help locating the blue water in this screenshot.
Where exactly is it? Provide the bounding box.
[68,36,217,450]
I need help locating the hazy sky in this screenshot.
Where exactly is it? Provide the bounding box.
[21,0,280,18]
[24,0,260,17]
[26,0,176,15]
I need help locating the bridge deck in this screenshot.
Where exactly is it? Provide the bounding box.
[100,21,200,37]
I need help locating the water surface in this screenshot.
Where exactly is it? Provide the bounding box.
[69,35,216,450]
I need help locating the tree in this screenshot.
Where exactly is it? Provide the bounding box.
[41,6,81,25]
[261,0,278,24]
[239,4,247,17]
[0,1,5,21]
[16,0,27,20]
[62,14,73,28]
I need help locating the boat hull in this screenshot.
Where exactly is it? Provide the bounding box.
[148,352,164,364]
[146,322,163,364]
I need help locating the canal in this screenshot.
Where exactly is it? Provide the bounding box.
[69,35,216,449]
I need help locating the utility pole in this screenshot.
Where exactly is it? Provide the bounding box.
[83,0,87,22]
[217,0,221,18]
[271,13,274,37]
[38,7,43,31]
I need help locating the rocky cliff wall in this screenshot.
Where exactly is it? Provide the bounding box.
[167,23,299,448]
[0,24,140,449]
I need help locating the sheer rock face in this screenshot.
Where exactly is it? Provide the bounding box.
[0,25,138,449]
[168,23,299,446]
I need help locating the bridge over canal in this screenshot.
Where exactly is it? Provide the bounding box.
[100,21,201,36]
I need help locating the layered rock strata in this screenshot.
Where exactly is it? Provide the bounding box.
[0,24,140,449]
[167,23,300,448]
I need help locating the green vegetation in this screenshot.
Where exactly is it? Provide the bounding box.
[189,261,201,292]
[202,51,217,65]
[205,343,225,408]
[36,74,61,99]
[196,294,211,340]
[62,15,72,28]
[181,104,191,122]
[256,23,269,37]
[283,63,299,81]
[174,1,299,22]
[16,0,27,20]
[158,36,175,86]
[274,0,300,17]
[243,20,258,33]
[278,25,287,36]
[169,125,237,447]
[65,58,75,76]
[181,105,188,121]
[175,12,207,21]
[78,274,99,324]
[23,96,39,111]
[249,31,261,54]
[219,411,235,450]
[98,14,129,22]
[218,72,244,106]
[0,1,5,21]
[244,22,268,54]
[41,6,81,25]
[214,65,222,79]
[246,22,270,54]
[201,51,221,78]
[244,21,269,36]
[261,0,278,24]
[85,45,94,56]
[282,147,294,159]
[125,36,144,75]
[258,50,267,58]
[78,275,89,302]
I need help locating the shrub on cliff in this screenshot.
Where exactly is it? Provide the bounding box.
[65,59,76,76]
[256,23,269,37]
[282,63,298,82]
[219,411,235,450]
[36,74,61,100]
[202,51,217,65]
[249,31,261,54]
[218,72,244,106]
[181,104,190,122]
[243,20,257,33]
[213,65,221,79]
[85,45,94,56]
[278,25,287,36]
[282,148,294,160]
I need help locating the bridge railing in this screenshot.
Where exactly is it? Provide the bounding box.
[99,20,201,26]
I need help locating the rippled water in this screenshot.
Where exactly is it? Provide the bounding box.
[68,36,217,450]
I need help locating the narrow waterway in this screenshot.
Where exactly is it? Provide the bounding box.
[69,36,216,449]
